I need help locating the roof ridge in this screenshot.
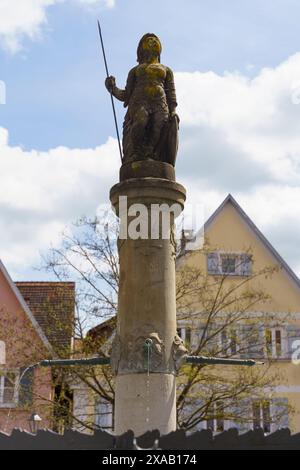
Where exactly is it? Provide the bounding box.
[15,281,75,285]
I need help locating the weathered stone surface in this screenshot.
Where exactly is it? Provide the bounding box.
[105,34,179,165]
[115,374,176,437]
[110,177,186,377]
[110,175,186,435]
[110,177,186,212]
[120,160,175,182]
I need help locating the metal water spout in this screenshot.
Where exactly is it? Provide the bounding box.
[143,338,153,375]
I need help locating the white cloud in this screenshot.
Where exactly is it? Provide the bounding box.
[2,50,300,279]
[77,0,115,6]
[0,128,119,271]
[176,53,300,185]
[0,0,56,52]
[0,0,115,53]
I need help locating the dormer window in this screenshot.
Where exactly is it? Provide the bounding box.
[207,252,252,276]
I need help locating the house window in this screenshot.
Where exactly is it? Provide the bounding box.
[221,330,227,354]
[252,400,271,433]
[265,328,284,358]
[275,330,282,357]
[206,403,224,432]
[177,327,192,347]
[0,370,19,407]
[221,329,237,355]
[221,255,236,274]
[230,330,237,355]
[95,399,113,430]
[207,252,252,276]
[0,341,5,365]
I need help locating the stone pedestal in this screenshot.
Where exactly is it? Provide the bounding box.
[110,171,186,436]
[115,375,176,437]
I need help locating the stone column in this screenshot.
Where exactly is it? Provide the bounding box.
[110,162,187,436]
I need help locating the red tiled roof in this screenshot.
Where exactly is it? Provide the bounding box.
[85,316,116,353]
[15,282,75,354]
[87,316,116,340]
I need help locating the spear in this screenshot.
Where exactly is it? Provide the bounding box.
[97,19,123,162]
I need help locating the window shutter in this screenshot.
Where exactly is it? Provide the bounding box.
[239,325,264,358]
[239,325,252,358]
[271,397,289,430]
[196,326,207,353]
[207,252,219,274]
[240,254,252,276]
[205,325,220,355]
[19,367,34,408]
[286,325,300,358]
[247,325,264,358]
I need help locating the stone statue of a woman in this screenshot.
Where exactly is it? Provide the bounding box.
[105,33,179,166]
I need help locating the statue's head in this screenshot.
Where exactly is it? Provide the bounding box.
[137,33,162,64]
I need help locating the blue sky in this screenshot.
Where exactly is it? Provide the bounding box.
[1,0,300,281]
[3,0,300,150]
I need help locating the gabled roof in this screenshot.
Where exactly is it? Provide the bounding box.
[87,316,116,339]
[16,282,75,353]
[85,316,116,353]
[202,193,300,290]
[0,260,54,355]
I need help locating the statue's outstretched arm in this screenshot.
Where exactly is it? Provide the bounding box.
[105,76,126,102]
[113,86,126,102]
[105,67,137,106]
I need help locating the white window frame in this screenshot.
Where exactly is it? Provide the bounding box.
[264,327,287,358]
[0,341,5,365]
[220,328,238,356]
[207,251,252,276]
[252,400,271,433]
[95,399,113,430]
[177,326,192,347]
[206,402,225,433]
[0,368,19,408]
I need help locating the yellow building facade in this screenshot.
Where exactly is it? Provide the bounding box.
[72,193,300,434]
[177,194,300,433]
